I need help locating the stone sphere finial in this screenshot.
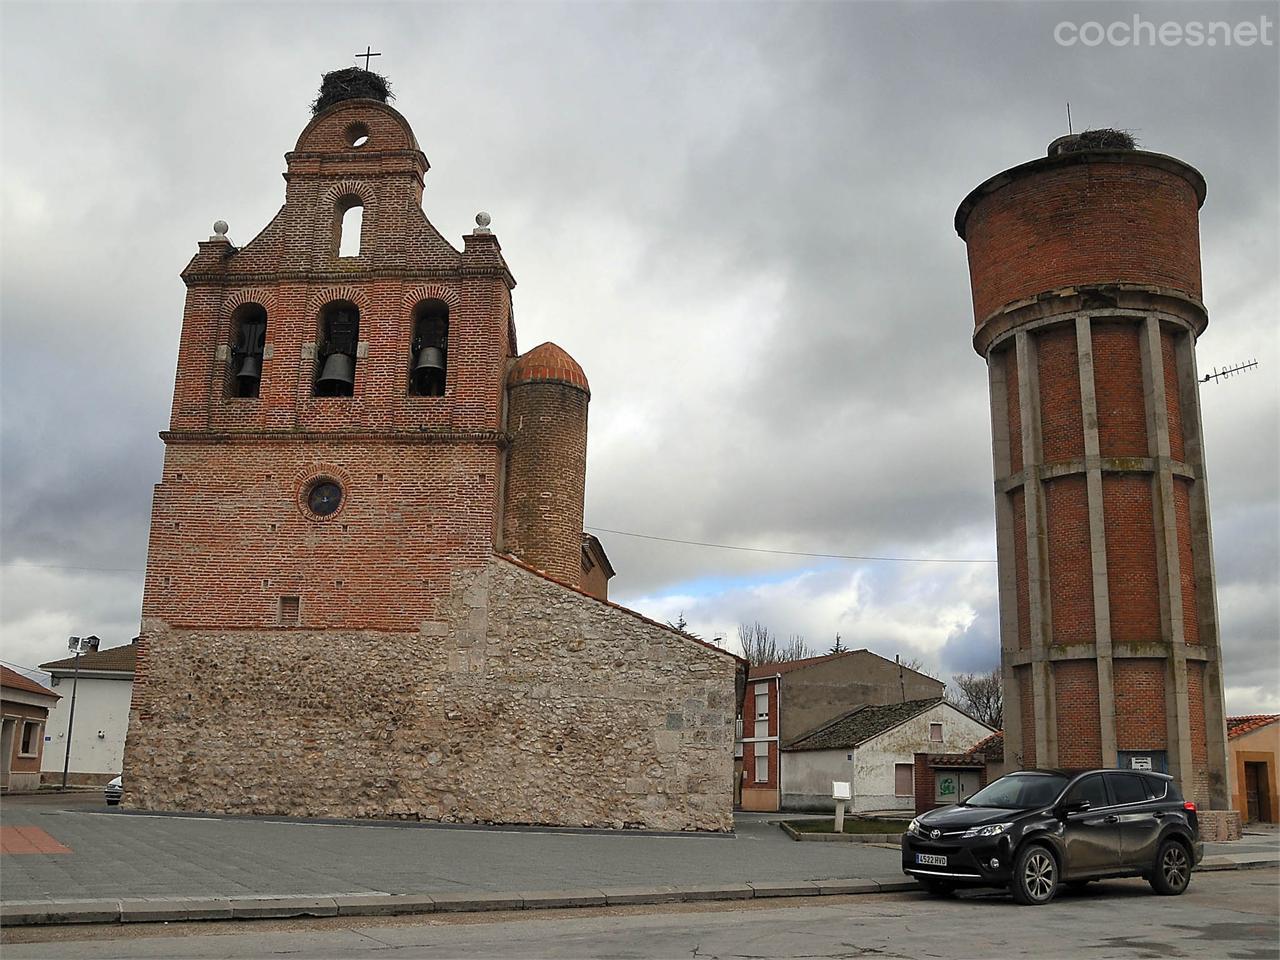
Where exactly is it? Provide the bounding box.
[473,211,492,234]
[213,220,229,236]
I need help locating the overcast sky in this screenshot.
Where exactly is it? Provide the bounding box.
[2,1,1276,711]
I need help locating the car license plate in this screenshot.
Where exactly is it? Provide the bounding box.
[916,853,947,866]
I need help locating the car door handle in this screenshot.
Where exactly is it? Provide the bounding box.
[1102,815,1120,824]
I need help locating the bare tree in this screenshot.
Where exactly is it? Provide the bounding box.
[782,634,810,661]
[948,668,1003,729]
[738,622,811,665]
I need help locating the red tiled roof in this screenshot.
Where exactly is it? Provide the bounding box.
[970,729,1004,759]
[1227,715,1279,740]
[0,665,60,700]
[40,640,137,674]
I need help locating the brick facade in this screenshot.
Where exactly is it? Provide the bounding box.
[959,140,1230,808]
[122,81,741,828]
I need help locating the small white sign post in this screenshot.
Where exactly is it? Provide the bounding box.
[832,781,852,833]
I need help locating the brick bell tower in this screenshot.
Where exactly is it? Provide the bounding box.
[957,133,1230,812]
[113,70,743,830]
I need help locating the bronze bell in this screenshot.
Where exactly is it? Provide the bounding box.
[412,346,445,393]
[317,352,355,394]
[235,353,261,389]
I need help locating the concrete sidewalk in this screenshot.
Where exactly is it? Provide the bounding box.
[1,797,1276,927]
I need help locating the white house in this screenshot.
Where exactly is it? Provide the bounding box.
[781,697,994,812]
[39,640,136,785]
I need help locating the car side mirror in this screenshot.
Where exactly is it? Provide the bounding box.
[1060,798,1090,817]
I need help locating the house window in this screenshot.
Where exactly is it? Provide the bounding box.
[409,299,449,397]
[895,763,913,797]
[315,301,360,397]
[755,755,769,783]
[754,686,769,721]
[929,722,943,742]
[754,719,768,739]
[19,720,42,757]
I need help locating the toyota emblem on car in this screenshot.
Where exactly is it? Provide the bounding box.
[931,829,941,839]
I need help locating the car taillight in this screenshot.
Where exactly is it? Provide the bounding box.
[1183,801,1197,812]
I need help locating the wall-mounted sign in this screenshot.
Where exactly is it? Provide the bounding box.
[1130,756,1152,771]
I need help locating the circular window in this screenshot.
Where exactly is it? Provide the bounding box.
[307,480,343,516]
[345,122,370,148]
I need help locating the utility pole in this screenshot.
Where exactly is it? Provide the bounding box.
[60,635,99,790]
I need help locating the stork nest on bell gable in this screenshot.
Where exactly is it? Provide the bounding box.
[312,68,394,114]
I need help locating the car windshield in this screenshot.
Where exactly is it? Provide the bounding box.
[965,773,1070,809]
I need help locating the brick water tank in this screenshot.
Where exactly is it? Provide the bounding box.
[957,135,1230,808]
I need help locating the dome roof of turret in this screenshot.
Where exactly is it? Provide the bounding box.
[508,342,590,394]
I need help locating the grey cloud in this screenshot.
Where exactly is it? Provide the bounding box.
[1,2,1275,710]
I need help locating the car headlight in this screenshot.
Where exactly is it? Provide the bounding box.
[908,817,922,835]
[962,822,1013,839]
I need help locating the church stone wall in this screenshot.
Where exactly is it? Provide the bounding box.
[124,557,737,832]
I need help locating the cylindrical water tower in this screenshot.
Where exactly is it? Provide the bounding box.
[957,135,1229,811]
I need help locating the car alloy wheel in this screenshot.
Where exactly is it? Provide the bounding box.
[1025,850,1055,900]
[1011,844,1059,905]
[1150,840,1192,895]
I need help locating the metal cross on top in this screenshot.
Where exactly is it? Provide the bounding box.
[356,46,381,70]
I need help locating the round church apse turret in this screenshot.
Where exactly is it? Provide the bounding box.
[503,342,591,587]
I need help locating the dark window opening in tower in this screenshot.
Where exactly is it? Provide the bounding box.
[336,198,364,258]
[409,299,449,397]
[315,301,359,397]
[229,304,267,399]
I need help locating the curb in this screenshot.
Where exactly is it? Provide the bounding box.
[1,859,1272,928]
[0,877,920,928]
[779,822,905,843]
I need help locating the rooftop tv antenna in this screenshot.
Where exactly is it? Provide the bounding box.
[1200,359,1258,384]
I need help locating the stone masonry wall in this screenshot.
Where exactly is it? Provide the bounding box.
[124,557,737,831]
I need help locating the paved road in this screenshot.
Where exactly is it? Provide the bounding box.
[3,869,1276,959]
[1,796,902,902]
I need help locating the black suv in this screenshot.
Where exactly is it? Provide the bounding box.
[901,769,1203,905]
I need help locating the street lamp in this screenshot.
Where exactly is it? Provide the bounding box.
[61,635,100,790]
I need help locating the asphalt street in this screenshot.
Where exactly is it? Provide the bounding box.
[1,797,904,902]
[3,869,1276,959]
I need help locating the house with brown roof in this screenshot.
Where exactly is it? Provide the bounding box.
[738,650,944,811]
[1227,714,1278,824]
[39,640,137,785]
[1,666,60,792]
[784,697,994,812]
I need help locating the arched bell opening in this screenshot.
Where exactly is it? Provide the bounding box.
[315,300,360,398]
[409,299,449,397]
[228,303,268,399]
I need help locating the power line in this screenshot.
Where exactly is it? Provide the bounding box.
[2,528,999,575]
[584,526,997,564]
[0,657,49,677]
[1,562,144,574]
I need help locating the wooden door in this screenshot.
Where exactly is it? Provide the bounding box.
[1244,763,1261,822]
